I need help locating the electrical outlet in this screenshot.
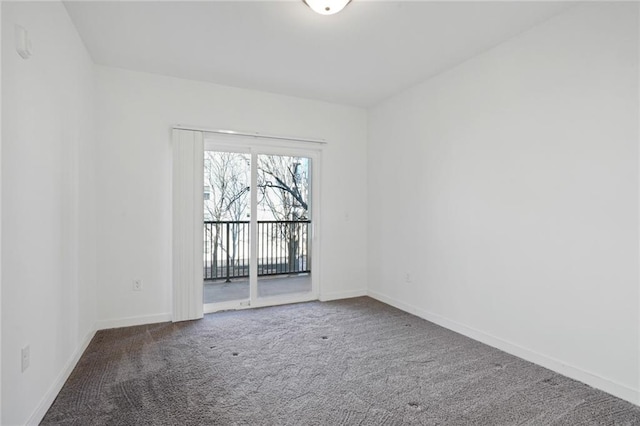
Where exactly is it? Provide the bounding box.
[133,279,143,291]
[404,273,412,284]
[21,345,30,372]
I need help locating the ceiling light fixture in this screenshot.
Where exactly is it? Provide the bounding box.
[303,0,352,16]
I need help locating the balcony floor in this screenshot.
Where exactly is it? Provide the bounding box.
[204,274,311,304]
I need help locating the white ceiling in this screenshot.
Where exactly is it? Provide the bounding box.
[64,1,573,107]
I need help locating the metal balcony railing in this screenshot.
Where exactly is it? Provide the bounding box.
[203,220,311,281]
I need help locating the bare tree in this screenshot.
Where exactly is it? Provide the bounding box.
[204,153,310,278]
[257,155,309,272]
[204,152,250,278]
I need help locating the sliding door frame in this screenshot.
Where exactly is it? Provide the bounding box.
[203,134,322,314]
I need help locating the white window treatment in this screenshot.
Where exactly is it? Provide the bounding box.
[172,129,204,321]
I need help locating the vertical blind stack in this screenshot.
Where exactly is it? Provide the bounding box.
[172,129,204,322]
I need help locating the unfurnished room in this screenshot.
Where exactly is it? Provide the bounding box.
[2,0,640,424]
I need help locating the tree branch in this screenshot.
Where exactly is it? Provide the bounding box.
[261,169,308,210]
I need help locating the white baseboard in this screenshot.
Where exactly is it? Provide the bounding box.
[367,290,639,406]
[26,327,97,426]
[96,313,172,330]
[319,288,367,302]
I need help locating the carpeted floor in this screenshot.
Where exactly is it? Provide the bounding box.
[42,297,640,425]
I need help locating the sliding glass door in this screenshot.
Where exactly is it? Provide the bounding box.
[203,141,319,312]
[203,150,251,305]
[256,154,312,299]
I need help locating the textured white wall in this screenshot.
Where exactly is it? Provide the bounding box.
[368,3,639,403]
[1,2,97,424]
[94,66,368,325]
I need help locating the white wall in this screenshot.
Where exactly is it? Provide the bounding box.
[0,2,4,418]
[94,66,368,326]
[368,3,639,403]
[1,2,97,424]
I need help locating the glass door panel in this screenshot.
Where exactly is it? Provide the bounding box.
[256,154,312,299]
[203,151,251,304]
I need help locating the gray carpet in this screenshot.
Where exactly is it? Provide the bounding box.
[42,297,640,425]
